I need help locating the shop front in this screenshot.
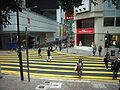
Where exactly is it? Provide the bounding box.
[76,18,94,46]
[76,28,94,46]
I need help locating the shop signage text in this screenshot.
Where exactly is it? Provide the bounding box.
[77,28,94,34]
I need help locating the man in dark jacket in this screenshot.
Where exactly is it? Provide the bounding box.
[104,57,109,70]
[47,47,51,62]
[38,48,42,57]
[111,58,120,80]
[98,45,102,56]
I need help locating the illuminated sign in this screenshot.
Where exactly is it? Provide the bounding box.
[75,0,90,14]
[65,12,74,20]
[77,28,94,34]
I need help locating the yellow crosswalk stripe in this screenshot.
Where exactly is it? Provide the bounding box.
[1,62,75,68]
[0,50,119,82]
[2,63,120,75]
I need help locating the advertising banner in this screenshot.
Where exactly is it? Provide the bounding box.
[77,28,94,34]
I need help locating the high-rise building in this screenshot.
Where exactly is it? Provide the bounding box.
[74,0,120,56]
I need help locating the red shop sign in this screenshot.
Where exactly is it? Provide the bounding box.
[77,28,94,34]
[28,18,30,24]
[65,12,74,20]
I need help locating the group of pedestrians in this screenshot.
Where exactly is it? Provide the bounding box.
[74,51,120,80]
[38,45,120,80]
[103,52,120,80]
[38,47,52,62]
[91,43,102,56]
[111,57,120,80]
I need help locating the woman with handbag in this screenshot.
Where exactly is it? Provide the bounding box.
[75,58,83,77]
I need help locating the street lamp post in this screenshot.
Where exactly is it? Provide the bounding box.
[59,6,63,51]
[25,27,30,82]
[16,5,24,80]
[25,6,37,82]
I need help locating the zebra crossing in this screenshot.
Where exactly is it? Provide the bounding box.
[0,49,119,82]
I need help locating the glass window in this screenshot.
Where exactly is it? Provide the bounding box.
[116,17,120,26]
[116,10,120,16]
[104,17,114,26]
[104,10,115,16]
[77,18,94,29]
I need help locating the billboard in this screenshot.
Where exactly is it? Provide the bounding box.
[75,0,90,14]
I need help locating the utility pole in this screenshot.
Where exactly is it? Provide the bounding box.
[107,31,108,52]
[59,6,62,51]
[16,0,24,80]
[25,27,30,82]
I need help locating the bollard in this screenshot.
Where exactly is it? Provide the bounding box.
[0,64,3,79]
[119,80,120,90]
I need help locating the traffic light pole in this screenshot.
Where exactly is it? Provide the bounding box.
[16,8,24,80]
[59,6,62,51]
[25,27,30,82]
[107,31,108,52]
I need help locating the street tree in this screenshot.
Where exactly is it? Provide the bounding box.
[0,0,23,28]
[58,0,120,14]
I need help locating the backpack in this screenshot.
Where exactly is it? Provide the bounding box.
[111,60,119,70]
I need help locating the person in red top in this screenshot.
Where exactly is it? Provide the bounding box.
[75,58,83,77]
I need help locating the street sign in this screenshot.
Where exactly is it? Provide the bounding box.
[64,20,74,24]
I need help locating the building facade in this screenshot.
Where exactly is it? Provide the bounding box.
[0,9,60,49]
[74,0,120,56]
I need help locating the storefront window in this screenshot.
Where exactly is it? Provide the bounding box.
[105,34,120,48]
[104,17,114,26]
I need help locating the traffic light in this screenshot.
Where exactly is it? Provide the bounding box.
[28,36,35,49]
[104,35,108,41]
[104,34,112,48]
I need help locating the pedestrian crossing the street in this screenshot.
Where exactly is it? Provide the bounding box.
[0,49,119,82]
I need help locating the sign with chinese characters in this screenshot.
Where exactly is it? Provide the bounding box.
[27,18,30,29]
[77,28,94,34]
[65,12,74,20]
[75,0,90,14]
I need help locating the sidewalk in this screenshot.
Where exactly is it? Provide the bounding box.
[0,74,119,90]
[58,46,103,58]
